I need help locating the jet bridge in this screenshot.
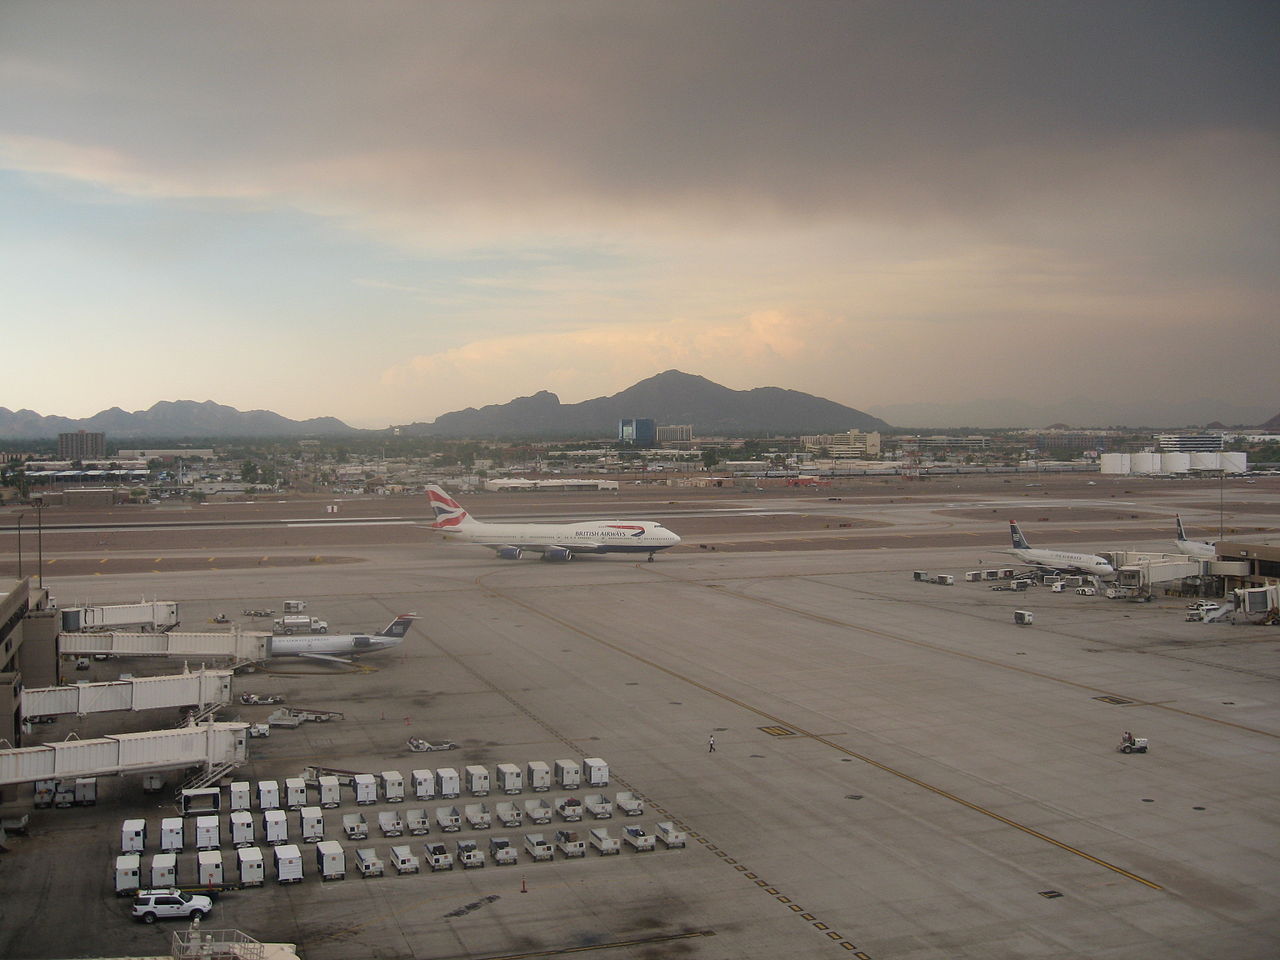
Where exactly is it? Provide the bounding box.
[21,668,232,720]
[58,629,269,664]
[0,722,249,787]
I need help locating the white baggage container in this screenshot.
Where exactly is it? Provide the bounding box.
[464,802,491,829]
[983,569,1001,580]
[489,836,519,865]
[523,833,553,861]
[655,821,687,848]
[230,810,255,848]
[263,808,288,845]
[615,791,644,816]
[353,773,378,805]
[555,796,583,821]
[150,852,177,887]
[584,794,613,819]
[379,811,404,837]
[318,775,341,809]
[342,813,368,840]
[114,853,141,895]
[465,765,490,796]
[34,778,57,808]
[965,571,983,582]
[456,838,485,868]
[1014,610,1034,625]
[381,770,405,803]
[355,847,384,877]
[74,777,97,805]
[238,846,265,886]
[554,759,581,790]
[496,763,522,794]
[315,840,345,880]
[229,781,252,811]
[423,841,453,871]
[496,801,523,827]
[435,805,461,832]
[274,843,303,883]
[582,758,608,788]
[195,815,220,852]
[121,819,146,854]
[285,777,308,809]
[554,829,585,857]
[258,780,280,811]
[526,761,551,792]
[197,849,223,887]
[54,782,75,808]
[589,827,620,855]
[524,798,552,823]
[405,808,430,835]
[411,769,435,801]
[300,806,324,843]
[435,767,459,799]
[390,844,419,874]
[160,817,184,853]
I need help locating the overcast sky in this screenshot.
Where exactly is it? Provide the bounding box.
[1,1,1276,428]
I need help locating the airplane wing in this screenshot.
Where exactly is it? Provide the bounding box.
[297,652,354,664]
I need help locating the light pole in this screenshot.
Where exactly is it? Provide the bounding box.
[1219,468,1225,541]
[35,502,44,589]
[16,512,23,579]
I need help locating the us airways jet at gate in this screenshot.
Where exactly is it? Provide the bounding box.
[426,485,681,562]
[1005,521,1116,579]
[267,614,416,664]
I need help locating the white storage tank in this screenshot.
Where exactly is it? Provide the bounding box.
[436,767,460,799]
[160,817,184,853]
[114,853,141,895]
[197,849,223,886]
[274,843,303,883]
[582,758,608,788]
[353,773,378,805]
[315,840,346,880]
[526,761,551,792]
[1131,452,1161,475]
[465,765,490,796]
[238,846,264,886]
[263,808,288,845]
[258,780,280,811]
[1221,451,1248,474]
[229,781,252,811]
[496,763,522,794]
[382,770,405,803]
[412,769,435,801]
[150,852,176,888]
[1100,452,1131,474]
[554,759,581,790]
[285,777,308,809]
[300,806,324,843]
[230,810,255,848]
[1163,452,1191,474]
[318,775,341,809]
[195,815,220,851]
[1190,452,1220,471]
[121,819,146,854]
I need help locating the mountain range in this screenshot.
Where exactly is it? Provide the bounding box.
[396,370,890,438]
[0,400,356,440]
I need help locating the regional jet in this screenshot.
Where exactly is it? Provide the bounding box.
[1005,521,1115,579]
[1174,515,1218,559]
[267,614,416,664]
[426,485,681,562]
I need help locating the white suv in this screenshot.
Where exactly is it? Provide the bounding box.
[131,889,213,923]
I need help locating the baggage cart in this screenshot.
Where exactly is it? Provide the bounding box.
[74,777,97,806]
[423,841,453,871]
[523,833,553,861]
[114,853,141,895]
[263,809,288,845]
[524,798,552,824]
[356,847,385,877]
[382,770,405,803]
[318,775,341,809]
[160,817,184,853]
[495,801,523,827]
[230,810,255,848]
[555,796,583,821]
[496,762,522,794]
[464,802,491,829]
[300,806,324,843]
[584,794,613,819]
[623,825,654,851]
[229,781,251,811]
[465,765,490,796]
[554,829,585,857]
[195,815,220,851]
[553,759,581,790]
[315,840,346,880]
[456,838,485,868]
[258,780,280,811]
[411,769,435,801]
[353,773,378,805]
[197,849,223,887]
[526,760,551,792]
[405,808,430,835]
[489,836,518,865]
[274,844,303,883]
[655,821,687,848]
[237,846,264,886]
[150,852,177,888]
[435,767,460,799]
[615,791,644,816]
[582,757,608,788]
[435,805,461,832]
[121,819,146,853]
[285,777,308,810]
[589,827,620,855]
[379,811,404,837]
[342,813,368,840]
[390,844,420,874]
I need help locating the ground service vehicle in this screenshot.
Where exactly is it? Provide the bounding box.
[273,616,328,634]
[132,889,212,923]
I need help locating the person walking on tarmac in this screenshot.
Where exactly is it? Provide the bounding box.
[708,734,716,753]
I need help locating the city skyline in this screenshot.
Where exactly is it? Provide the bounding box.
[2,2,1276,428]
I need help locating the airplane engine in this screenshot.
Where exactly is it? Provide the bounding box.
[497,547,523,560]
[542,547,574,562]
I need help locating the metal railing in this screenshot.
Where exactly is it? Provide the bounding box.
[171,926,266,960]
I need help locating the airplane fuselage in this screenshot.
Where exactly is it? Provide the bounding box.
[440,519,680,555]
[268,633,404,658]
[1005,547,1115,578]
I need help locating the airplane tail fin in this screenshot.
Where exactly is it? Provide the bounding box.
[1175,515,1189,541]
[1009,520,1032,550]
[377,614,418,639]
[426,484,474,528]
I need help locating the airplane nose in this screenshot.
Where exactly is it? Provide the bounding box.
[671,533,682,545]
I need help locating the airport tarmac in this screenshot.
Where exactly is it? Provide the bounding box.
[1,474,1278,959]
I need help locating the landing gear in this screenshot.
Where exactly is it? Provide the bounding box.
[647,553,655,563]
